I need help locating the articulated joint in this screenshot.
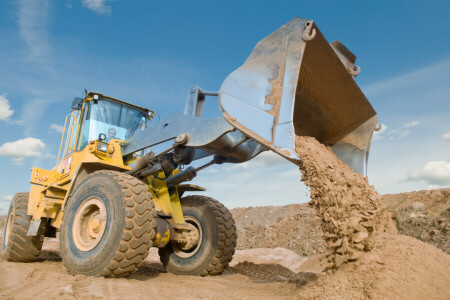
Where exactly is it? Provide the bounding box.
[152,217,200,250]
[128,133,189,177]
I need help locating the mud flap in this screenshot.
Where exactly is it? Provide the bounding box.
[27,219,42,236]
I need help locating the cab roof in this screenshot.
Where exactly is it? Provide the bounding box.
[86,92,155,117]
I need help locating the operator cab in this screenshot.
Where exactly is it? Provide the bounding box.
[73,93,154,151]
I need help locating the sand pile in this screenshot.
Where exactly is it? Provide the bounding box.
[231,204,326,256]
[231,188,449,256]
[296,234,450,299]
[383,189,450,253]
[295,136,396,268]
[383,188,450,213]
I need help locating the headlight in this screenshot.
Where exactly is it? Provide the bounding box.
[97,142,108,152]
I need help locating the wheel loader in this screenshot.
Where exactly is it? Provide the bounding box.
[1,18,378,277]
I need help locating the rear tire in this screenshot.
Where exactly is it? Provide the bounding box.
[1,192,46,262]
[60,170,156,277]
[159,196,237,276]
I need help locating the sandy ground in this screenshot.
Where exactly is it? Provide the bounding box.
[0,233,449,299]
[0,238,307,300]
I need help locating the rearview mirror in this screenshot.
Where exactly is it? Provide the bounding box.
[71,97,83,110]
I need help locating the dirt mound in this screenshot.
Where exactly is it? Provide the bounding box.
[231,188,450,256]
[383,188,450,213]
[231,204,326,256]
[295,136,396,268]
[297,234,450,300]
[383,189,450,254]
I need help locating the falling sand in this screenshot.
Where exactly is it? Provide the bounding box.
[294,136,450,299]
[295,136,397,268]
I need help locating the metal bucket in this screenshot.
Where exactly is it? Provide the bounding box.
[219,18,378,175]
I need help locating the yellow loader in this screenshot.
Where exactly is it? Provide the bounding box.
[1,18,378,277]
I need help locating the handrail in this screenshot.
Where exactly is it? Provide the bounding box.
[62,114,75,160]
[55,113,72,171]
[65,109,80,155]
[69,109,81,152]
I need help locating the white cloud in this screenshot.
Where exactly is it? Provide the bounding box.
[0,95,14,120]
[0,195,13,202]
[373,121,419,141]
[191,149,307,208]
[406,161,450,186]
[404,121,419,128]
[49,123,64,133]
[442,132,450,141]
[363,59,450,99]
[0,137,46,165]
[82,0,112,15]
[396,129,411,139]
[426,184,448,190]
[392,121,419,139]
[224,151,290,171]
[17,0,51,63]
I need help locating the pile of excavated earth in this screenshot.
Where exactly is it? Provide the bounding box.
[0,136,449,299]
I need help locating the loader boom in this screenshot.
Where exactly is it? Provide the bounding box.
[124,18,378,176]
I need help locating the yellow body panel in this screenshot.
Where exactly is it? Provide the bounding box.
[149,170,185,224]
[30,168,60,186]
[51,210,64,228]
[29,140,131,227]
[27,92,202,233]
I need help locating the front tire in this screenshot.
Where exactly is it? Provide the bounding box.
[159,196,237,276]
[1,192,46,262]
[60,170,156,277]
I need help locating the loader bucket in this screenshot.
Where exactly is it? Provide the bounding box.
[219,18,378,175]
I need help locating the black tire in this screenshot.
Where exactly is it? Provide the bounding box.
[159,195,237,276]
[1,192,46,262]
[60,170,156,277]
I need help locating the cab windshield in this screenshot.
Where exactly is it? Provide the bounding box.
[76,98,150,151]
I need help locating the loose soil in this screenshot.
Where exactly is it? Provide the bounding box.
[295,136,396,269]
[383,189,450,254]
[231,189,450,256]
[296,234,450,300]
[231,204,326,256]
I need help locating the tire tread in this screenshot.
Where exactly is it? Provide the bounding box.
[61,170,156,278]
[2,192,45,262]
[159,195,237,276]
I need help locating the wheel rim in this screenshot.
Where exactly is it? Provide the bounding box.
[172,216,202,258]
[4,210,13,247]
[72,197,107,252]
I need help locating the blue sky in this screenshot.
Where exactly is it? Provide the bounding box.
[0,0,449,213]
